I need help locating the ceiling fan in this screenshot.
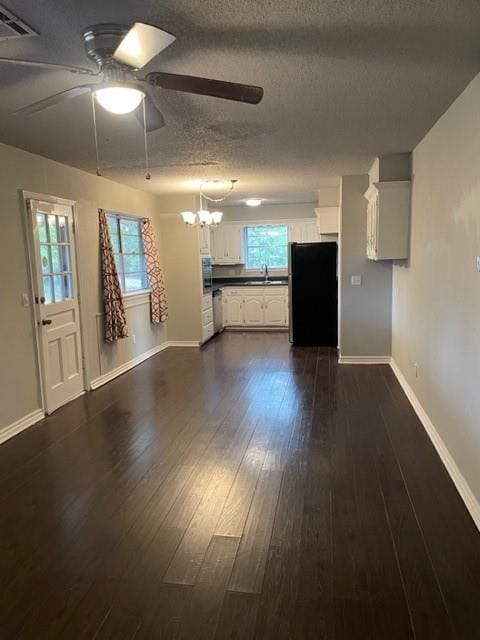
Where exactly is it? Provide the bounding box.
[0,22,264,131]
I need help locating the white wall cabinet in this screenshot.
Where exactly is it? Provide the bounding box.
[288,220,320,244]
[223,286,288,327]
[364,181,411,260]
[315,206,339,235]
[211,225,244,264]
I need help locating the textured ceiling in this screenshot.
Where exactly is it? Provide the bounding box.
[1,0,479,204]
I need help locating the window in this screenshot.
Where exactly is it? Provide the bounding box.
[37,212,74,304]
[107,214,148,293]
[245,225,288,269]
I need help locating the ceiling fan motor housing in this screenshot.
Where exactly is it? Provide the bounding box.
[82,24,130,69]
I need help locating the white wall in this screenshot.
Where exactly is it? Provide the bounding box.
[339,175,392,358]
[392,72,480,507]
[0,142,168,431]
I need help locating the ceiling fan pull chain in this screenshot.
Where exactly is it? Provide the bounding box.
[91,94,101,177]
[143,96,151,180]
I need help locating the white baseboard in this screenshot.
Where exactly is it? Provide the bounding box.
[90,342,170,390]
[0,409,44,446]
[90,340,200,390]
[390,359,480,531]
[167,341,201,347]
[339,355,392,364]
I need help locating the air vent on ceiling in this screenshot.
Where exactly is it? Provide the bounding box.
[0,5,37,41]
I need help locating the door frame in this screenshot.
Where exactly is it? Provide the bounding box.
[22,190,88,414]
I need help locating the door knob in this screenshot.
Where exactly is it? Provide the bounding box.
[42,319,52,326]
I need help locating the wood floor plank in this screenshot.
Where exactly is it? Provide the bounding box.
[228,469,283,594]
[0,333,477,640]
[180,535,242,640]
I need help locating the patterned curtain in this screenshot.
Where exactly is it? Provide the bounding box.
[141,218,168,323]
[98,209,128,342]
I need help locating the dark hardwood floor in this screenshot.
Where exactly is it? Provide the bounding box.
[1,331,479,639]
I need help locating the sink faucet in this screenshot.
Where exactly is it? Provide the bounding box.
[263,263,269,283]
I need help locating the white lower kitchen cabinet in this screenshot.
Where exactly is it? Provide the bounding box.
[264,294,287,326]
[243,295,264,326]
[224,295,244,326]
[223,286,288,328]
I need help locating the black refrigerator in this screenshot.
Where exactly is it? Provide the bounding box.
[288,242,338,346]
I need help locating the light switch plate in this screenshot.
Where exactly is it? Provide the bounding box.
[476,256,480,272]
[21,293,30,307]
[351,275,362,286]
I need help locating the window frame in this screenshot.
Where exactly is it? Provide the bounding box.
[244,223,289,271]
[106,212,150,296]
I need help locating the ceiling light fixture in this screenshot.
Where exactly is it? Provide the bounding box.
[245,198,262,207]
[94,85,145,114]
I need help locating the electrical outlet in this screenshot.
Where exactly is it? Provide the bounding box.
[132,334,136,344]
[351,275,361,286]
[476,256,480,272]
[21,293,30,307]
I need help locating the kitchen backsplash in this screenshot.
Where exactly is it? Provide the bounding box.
[212,264,288,278]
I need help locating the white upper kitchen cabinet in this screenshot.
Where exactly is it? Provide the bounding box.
[288,220,320,244]
[364,181,411,260]
[315,206,339,235]
[211,224,244,264]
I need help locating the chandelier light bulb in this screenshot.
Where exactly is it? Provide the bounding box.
[211,211,223,225]
[181,211,197,225]
[198,210,213,226]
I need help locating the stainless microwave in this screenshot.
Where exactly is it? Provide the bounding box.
[202,256,213,294]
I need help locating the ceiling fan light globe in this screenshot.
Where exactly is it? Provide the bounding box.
[95,86,144,114]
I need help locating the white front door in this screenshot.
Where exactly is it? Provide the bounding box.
[28,198,85,414]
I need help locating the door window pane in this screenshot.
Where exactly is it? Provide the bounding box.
[53,275,64,302]
[58,216,69,242]
[48,215,58,242]
[50,245,62,273]
[40,245,51,274]
[62,245,71,271]
[43,276,53,304]
[37,214,47,243]
[63,273,73,299]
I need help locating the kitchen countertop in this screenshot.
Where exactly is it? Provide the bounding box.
[212,278,288,292]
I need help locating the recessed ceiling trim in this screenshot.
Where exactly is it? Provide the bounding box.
[0,5,38,41]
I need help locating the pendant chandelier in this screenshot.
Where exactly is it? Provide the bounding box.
[180,179,237,227]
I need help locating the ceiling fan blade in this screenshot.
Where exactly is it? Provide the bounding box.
[113,22,176,69]
[15,85,95,116]
[0,57,97,75]
[145,72,264,104]
[134,94,165,132]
